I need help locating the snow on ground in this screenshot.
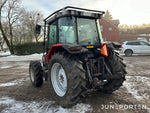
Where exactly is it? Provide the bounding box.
[0,61,29,69]
[0,66,13,69]
[0,77,29,87]
[0,51,10,57]
[0,97,92,113]
[0,75,93,113]
[123,76,150,101]
[0,53,42,61]
[123,76,150,113]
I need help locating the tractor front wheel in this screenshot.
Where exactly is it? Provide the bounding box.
[29,61,43,87]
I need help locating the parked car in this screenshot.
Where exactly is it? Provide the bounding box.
[121,40,150,56]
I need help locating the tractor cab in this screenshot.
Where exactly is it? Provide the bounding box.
[42,6,105,53]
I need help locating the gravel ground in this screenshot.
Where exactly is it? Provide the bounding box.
[0,54,150,113]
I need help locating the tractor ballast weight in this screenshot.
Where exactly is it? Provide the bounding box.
[30,6,127,108]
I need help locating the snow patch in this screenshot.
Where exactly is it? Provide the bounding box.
[0,51,10,56]
[0,53,42,61]
[123,80,143,101]
[29,53,43,56]
[123,76,150,113]
[0,97,92,113]
[0,66,13,69]
[0,78,29,87]
[123,76,150,101]
[0,61,29,69]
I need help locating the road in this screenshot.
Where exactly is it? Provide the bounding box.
[0,54,150,113]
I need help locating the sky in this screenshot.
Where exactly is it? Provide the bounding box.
[21,0,150,25]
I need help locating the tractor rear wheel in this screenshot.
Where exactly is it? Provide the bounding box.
[48,53,86,107]
[102,51,126,93]
[29,61,43,87]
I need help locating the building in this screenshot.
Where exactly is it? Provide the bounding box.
[99,18,120,42]
[99,18,137,43]
[119,34,136,43]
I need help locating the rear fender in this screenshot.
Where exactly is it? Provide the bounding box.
[46,44,62,64]
[46,44,88,64]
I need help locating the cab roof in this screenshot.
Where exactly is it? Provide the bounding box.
[44,6,105,24]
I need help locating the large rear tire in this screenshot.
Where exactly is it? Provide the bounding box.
[29,61,43,87]
[102,51,126,93]
[48,53,86,107]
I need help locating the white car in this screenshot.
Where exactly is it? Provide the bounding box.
[121,40,150,56]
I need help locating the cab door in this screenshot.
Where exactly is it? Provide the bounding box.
[47,21,57,51]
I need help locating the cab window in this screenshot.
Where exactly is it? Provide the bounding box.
[58,17,76,44]
[48,21,57,49]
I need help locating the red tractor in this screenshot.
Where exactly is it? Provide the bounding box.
[29,6,127,107]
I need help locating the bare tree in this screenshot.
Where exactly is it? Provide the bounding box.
[0,0,22,54]
[119,24,150,35]
[0,35,4,51]
[20,10,43,43]
[0,0,11,52]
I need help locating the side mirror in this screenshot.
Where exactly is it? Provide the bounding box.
[35,24,41,34]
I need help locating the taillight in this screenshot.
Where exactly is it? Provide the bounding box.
[100,43,109,57]
[121,44,123,48]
